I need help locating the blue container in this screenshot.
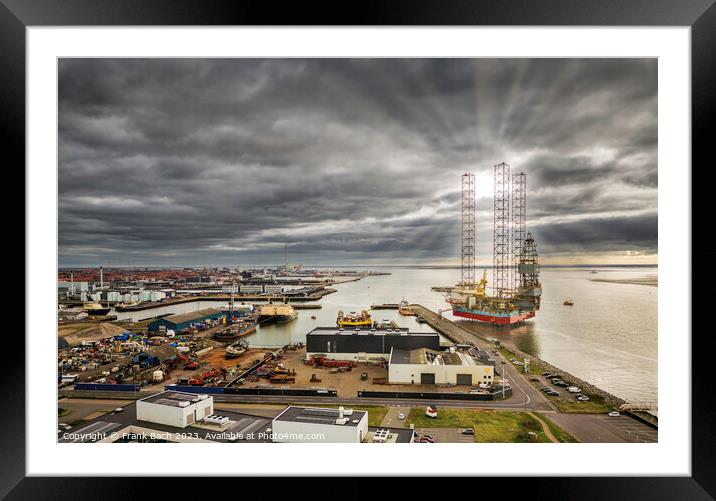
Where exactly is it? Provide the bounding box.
[164,385,225,394]
[74,383,140,392]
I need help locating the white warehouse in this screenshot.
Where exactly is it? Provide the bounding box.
[136,390,214,428]
[388,347,494,386]
[271,406,369,443]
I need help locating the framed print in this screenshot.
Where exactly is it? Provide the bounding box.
[3,0,714,497]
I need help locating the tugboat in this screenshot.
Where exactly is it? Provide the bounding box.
[337,309,372,328]
[398,299,415,316]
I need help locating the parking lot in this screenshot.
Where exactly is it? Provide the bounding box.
[530,373,587,403]
[547,412,657,443]
[414,427,475,443]
[604,415,658,442]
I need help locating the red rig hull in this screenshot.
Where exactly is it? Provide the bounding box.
[452,307,535,325]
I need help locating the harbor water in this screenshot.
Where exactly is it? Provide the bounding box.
[113,266,657,402]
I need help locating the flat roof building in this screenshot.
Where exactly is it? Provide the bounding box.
[136,390,214,428]
[148,307,225,333]
[272,405,369,443]
[60,392,273,443]
[306,327,441,362]
[58,392,414,444]
[388,347,495,386]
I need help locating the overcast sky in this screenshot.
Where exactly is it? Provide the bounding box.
[58,58,657,267]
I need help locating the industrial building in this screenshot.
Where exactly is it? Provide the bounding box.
[271,406,369,443]
[136,390,214,428]
[60,391,274,443]
[306,327,441,362]
[60,393,414,444]
[148,308,225,333]
[388,347,495,386]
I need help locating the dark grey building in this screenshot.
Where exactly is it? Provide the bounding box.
[306,327,440,361]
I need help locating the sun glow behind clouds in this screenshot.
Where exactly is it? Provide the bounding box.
[58,58,657,267]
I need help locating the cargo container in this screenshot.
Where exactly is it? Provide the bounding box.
[74,383,140,392]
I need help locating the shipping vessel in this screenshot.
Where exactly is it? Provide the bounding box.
[433,167,542,326]
[337,309,372,328]
[398,299,415,316]
[257,304,298,324]
[82,302,111,316]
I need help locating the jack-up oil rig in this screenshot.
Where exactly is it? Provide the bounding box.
[432,163,542,325]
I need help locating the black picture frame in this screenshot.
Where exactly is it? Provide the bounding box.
[3,0,713,498]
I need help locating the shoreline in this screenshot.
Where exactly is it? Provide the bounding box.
[410,304,629,408]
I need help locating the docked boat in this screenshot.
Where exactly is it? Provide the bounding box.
[398,299,415,316]
[374,318,400,329]
[213,316,258,341]
[276,309,298,324]
[225,339,249,359]
[83,302,111,316]
[258,304,298,324]
[337,309,372,328]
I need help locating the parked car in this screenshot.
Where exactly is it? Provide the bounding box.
[577,396,590,401]
[608,411,620,417]
[461,428,475,435]
[530,377,540,382]
[398,413,405,420]
[567,386,581,393]
[548,390,559,396]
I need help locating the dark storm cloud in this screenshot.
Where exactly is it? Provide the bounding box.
[58,58,657,266]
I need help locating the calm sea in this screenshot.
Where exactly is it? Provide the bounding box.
[113,266,657,402]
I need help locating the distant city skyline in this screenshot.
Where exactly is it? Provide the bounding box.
[59,58,657,267]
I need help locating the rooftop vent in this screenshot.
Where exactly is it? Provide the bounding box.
[178,401,190,407]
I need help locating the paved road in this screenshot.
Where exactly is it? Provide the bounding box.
[58,398,132,425]
[548,412,657,443]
